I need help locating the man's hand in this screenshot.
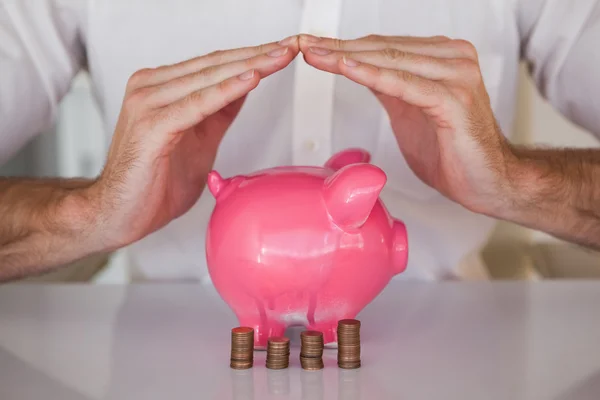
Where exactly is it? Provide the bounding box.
[299,34,514,215]
[94,38,299,247]
[299,34,600,249]
[0,37,300,279]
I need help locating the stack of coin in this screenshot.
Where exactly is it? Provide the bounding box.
[266,337,290,369]
[300,330,324,370]
[230,327,254,369]
[337,319,361,369]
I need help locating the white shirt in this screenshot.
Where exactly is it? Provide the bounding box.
[1,0,600,282]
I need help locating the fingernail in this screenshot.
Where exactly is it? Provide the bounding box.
[278,35,297,46]
[238,70,255,80]
[309,47,332,56]
[301,34,322,43]
[343,56,359,67]
[267,47,289,57]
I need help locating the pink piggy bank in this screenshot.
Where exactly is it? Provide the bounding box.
[205,148,408,348]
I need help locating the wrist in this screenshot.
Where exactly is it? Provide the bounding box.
[56,182,116,255]
[494,146,564,224]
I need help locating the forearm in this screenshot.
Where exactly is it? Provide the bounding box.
[498,146,600,249]
[0,177,105,281]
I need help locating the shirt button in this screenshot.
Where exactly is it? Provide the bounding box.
[304,140,318,152]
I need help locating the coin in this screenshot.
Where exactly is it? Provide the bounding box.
[266,336,290,369]
[337,319,361,369]
[230,326,254,370]
[300,330,324,370]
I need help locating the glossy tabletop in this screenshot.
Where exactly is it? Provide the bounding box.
[1,281,600,400]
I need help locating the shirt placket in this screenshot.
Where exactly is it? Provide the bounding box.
[292,0,343,165]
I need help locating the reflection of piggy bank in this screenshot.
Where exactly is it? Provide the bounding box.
[205,148,408,348]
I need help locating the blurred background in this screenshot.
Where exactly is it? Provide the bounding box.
[1,64,599,283]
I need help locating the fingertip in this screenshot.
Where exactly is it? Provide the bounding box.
[342,56,360,68]
[303,54,328,72]
[283,46,301,61]
[298,40,310,53]
[279,35,299,48]
[299,34,322,44]
[337,57,355,76]
[270,48,299,71]
[289,45,301,58]
[238,69,256,81]
[338,57,369,79]
[302,49,328,64]
[238,69,261,89]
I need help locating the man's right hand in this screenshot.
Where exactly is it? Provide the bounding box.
[87,37,300,250]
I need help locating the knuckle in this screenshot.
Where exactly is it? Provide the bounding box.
[124,88,151,110]
[396,69,414,83]
[464,61,483,82]
[217,79,240,107]
[197,65,217,79]
[187,90,205,107]
[455,57,479,72]
[332,38,345,50]
[216,79,233,97]
[382,48,406,61]
[452,39,478,59]
[365,34,381,40]
[206,50,226,65]
[243,56,256,69]
[207,49,224,60]
[188,93,209,121]
[452,58,483,84]
[255,44,268,54]
[433,35,451,41]
[127,68,153,89]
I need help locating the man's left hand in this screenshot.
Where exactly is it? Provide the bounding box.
[299,34,517,216]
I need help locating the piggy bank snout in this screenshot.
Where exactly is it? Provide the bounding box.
[391,220,408,275]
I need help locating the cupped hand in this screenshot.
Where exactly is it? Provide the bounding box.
[92,37,300,248]
[299,34,517,215]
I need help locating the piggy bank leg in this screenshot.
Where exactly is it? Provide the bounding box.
[237,315,286,350]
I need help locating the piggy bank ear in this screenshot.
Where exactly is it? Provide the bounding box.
[323,163,386,230]
[207,171,227,198]
[324,148,371,171]
[206,171,244,200]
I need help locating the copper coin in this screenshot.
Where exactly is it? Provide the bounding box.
[232,327,254,334]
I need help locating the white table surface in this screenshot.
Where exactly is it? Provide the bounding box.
[1,281,599,400]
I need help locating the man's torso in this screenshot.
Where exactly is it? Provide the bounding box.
[80,0,520,281]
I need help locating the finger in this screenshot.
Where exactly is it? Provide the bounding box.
[127,38,299,92]
[337,58,447,109]
[302,33,450,45]
[299,34,471,60]
[140,47,294,109]
[303,48,462,81]
[147,69,260,137]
